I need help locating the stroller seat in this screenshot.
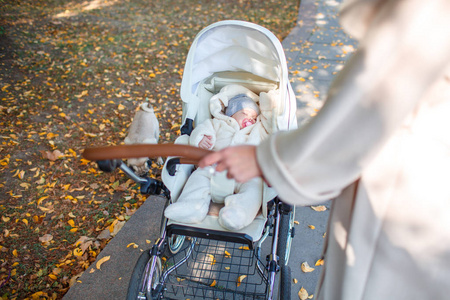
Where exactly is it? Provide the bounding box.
[166,206,268,248]
[162,72,279,246]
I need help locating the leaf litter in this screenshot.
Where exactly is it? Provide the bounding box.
[0,0,300,298]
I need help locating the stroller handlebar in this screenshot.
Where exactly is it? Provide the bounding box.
[82,143,212,164]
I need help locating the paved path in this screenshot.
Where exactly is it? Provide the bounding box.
[282,0,357,298]
[64,0,356,299]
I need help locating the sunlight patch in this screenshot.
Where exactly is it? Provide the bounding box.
[54,0,119,19]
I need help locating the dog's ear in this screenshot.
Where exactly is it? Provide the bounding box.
[140,103,154,113]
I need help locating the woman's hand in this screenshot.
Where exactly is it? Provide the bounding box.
[198,135,213,149]
[199,145,263,182]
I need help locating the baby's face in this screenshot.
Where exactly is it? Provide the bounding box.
[231,108,258,129]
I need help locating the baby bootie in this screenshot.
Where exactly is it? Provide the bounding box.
[164,198,210,224]
[218,205,252,231]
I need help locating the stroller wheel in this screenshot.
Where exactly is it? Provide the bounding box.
[127,251,162,300]
[279,265,291,300]
[277,206,295,266]
[168,234,185,255]
[160,199,186,255]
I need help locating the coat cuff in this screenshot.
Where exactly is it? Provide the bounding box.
[256,134,337,206]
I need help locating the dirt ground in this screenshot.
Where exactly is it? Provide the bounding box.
[0,0,299,298]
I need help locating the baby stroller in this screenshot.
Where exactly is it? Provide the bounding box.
[83,20,298,299]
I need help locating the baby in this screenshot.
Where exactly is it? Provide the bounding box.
[164,85,268,231]
[198,93,260,149]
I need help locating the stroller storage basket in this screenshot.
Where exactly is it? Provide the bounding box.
[162,237,268,299]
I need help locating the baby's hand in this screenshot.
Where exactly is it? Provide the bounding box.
[198,135,213,149]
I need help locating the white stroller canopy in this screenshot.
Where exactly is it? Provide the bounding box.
[181,20,289,99]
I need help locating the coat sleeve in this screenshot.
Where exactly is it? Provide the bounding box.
[189,119,217,149]
[256,0,450,205]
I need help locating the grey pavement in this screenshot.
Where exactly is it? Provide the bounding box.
[283,0,357,298]
[64,0,356,299]
[63,195,167,299]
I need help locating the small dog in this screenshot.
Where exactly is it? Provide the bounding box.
[124,102,163,176]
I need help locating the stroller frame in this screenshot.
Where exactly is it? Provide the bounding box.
[89,20,298,300]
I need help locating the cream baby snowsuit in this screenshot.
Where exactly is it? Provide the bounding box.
[164,84,275,231]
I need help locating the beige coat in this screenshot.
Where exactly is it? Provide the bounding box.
[257,0,450,299]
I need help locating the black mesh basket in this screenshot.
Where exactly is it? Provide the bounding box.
[161,237,269,299]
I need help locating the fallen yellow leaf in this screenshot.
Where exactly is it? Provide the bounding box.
[207,254,216,265]
[80,158,91,165]
[38,206,52,212]
[52,268,62,275]
[46,132,58,139]
[293,278,298,284]
[31,291,47,299]
[96,255,111,270]
[210,280,217,287]
[308,225,315,230]
[20,182,30,189]
[37,196,48,205]
[311,205,327,212]
[237,275,247,287]
[75,90,88,98]
[48,274,57,280]
[39,234,53,244]
[238,246,250,250]
[315,259,324,266]
[298,287,309,300]
[301,262,315,273]
[109,219,118,233]
[224,250,231,258]
[73,248,83,257]
[68,219,75,227]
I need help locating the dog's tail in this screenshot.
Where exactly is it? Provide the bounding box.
[140,102,154,113]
